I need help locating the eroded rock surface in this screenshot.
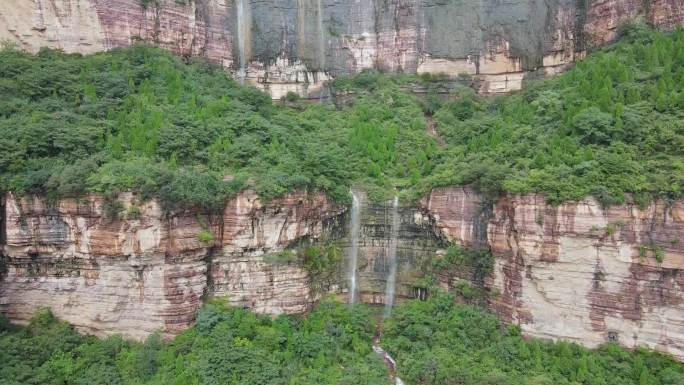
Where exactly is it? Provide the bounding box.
[421,187,684,361]
[346,194,443,305]
[0,191,341,339]
[2,0,682,97]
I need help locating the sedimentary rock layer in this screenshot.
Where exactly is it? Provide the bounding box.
[421,187,684,361]
[346,194,443,304]
[0,191,341,339]
[2,0,682,97]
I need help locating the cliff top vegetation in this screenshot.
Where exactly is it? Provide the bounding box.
[1,24,683,209]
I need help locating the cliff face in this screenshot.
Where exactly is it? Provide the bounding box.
[346,196,443,304]
[421,187,684,361]
[0,191,341,339]
[2,187,683,360]
[2,0,682,98]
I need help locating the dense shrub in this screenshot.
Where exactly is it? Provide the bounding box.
[1,27,684,209]
[382,293,684,385]
[0,300,389,385]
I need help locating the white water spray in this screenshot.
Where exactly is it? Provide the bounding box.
[235,0,251,82]
[383,196,400,318]
[348,190,361,304]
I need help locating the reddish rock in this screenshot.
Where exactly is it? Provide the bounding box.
[0,190,342,339]
[421,187,684,360]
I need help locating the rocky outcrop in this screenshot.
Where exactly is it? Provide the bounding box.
[0,191,341,339]
[421,187,684,361]
[212,190,344,314]
[2,0,683,98]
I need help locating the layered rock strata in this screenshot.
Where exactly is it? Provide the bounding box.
[346,195,444,305]
[420,187,684,361]
[2,186,683,361]
[2,0,683,97]
[0,191,342,339]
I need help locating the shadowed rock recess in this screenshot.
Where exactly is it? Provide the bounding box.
[1,0,683,97]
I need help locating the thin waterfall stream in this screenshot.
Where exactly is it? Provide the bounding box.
[376,196,405,384]
[383,196,399,318]
[316,0,325,70]
[347,190,361,304]
[235,0,250,82]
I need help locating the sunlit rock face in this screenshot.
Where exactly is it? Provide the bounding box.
[0,191,342,339]
[2,0,682,97]
[421,187,684,361]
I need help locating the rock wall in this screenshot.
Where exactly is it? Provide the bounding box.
[421,187,684,361]
[0,190,342,339]
[2,186,683,360]
[346,195,444,305]
[2,0,683,98]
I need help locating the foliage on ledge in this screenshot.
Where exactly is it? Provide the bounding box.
[1,24,683,209]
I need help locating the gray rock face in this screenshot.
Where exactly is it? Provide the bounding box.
[343,196,444,305]
[2,0,682,97]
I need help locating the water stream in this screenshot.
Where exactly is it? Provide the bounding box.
[347,190,361,304]
[383,196,400,318]
[316,0,326,70]
[373,330,405,385]
[235,0,250,82]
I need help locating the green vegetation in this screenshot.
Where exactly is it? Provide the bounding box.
[4,294,683,385]
[2,25,684,210]
[197,229,214,243]
[0,300,389,385]
[262,245,344,295]
[382,293,684,385]
[432,245,494,284]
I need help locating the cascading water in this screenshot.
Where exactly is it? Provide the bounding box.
[383,196,400,318]
[316,0,326,70]
[235,0,250,82]
[347,190,361,304]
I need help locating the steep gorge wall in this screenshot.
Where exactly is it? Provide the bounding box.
[2,0,683,98]
[1,187,683,361]
[421,187,684,361]
[345,196,443,305]
[0,191,342,339]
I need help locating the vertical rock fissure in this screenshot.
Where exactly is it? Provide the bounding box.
[0,194,6,282]
[204,212,224,299]
[574,0,589,53]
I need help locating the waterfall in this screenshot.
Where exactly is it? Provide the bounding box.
[316,0,326,70]
[235,0,251,81]
[373,331,405,385]
[347,190,361,304]
[383,196,400,318]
